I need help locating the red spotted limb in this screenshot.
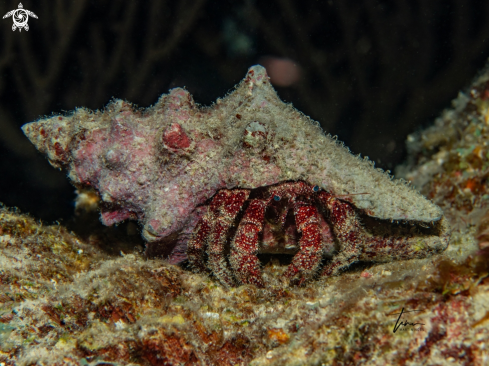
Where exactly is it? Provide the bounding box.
[187,189,249,287]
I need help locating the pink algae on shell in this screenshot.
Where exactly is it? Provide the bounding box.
[22,65,446,263]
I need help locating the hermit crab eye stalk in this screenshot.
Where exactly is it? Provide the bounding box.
[313,185,320,192]
[273,195,281,201]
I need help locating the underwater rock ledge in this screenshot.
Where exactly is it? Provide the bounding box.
[0,203,487,365]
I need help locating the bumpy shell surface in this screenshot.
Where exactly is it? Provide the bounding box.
[22,66,443,247]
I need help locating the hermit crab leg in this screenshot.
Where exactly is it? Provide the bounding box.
[206,189,250,287]
[187,213,214,273]
[283,200,324,285]
[187,189,249,285]
[358,216,450,263]
[316,191,363,276]
[229,198,269,287]
[318,190,449,276]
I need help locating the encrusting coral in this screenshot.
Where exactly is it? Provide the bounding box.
[21,65,449,287]
[400,62,489,237]
[1,63,489,364]
[0,204,487,365]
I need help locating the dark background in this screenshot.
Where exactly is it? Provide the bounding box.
[1,0,489,223]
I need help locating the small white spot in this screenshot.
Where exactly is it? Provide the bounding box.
[0,235,11,243]
[114,319,126,329]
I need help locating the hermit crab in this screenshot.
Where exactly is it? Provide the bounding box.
[187,181,449,287]
[22,65,450,287]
